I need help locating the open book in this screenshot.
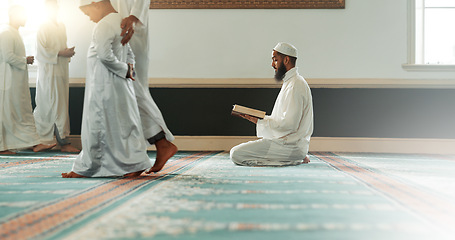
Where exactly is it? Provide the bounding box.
[231,104,266,119]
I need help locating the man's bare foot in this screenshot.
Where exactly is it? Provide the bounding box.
[33,143,57,152]
[123,170,144,178]
[61,144,80,153]
[0,150,16,155]
[145,139,177,173]
[61,171,86,178]
[303,155,310,164]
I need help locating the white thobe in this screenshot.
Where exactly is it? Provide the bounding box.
[33,20,70,144]
[230,68,314,166]
[0,25,40,151]
[71,13,151,177]
[111,0,175,142]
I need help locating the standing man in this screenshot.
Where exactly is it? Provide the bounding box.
[230,42,313,166]
[111,0,177,173]
[0,5,55,154]
[62,0,151,178]
[34,0,80,153]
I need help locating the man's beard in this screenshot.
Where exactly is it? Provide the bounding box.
[274,63,287,81]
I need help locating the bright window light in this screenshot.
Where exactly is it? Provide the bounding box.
[419,0,455,64]
[0,0,48,56]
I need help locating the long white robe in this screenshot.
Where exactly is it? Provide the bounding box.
[71,13,151,177]
[111,0,174,142]
[33,20,70,144]
[230,67,313,166]
[0,25,40,151]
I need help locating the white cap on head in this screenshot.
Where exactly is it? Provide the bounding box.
[80,0,103,7]
[273,42,298,58]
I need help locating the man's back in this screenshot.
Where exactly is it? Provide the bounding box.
[258,67,313,150]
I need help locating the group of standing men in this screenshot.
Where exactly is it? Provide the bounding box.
[1,0,177,177]
[1,0,314,177]
[1,3,69,154]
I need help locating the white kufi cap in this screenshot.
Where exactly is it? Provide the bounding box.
[273,42,298,58]
[80,0,103,7]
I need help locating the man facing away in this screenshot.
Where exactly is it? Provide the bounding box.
[0,5,56,154]
[111,0,177,173]
[34,0,80,153]
[62,0,152,178]
[230,42,313,166]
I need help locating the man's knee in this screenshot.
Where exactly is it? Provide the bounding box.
[229,145,243,165]
[231,144,255,166]
[230,144,260,166]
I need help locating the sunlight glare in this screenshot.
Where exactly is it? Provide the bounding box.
[15,0,48,28]
[0,0,48,27]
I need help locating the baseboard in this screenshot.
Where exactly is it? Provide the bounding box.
[66,136,455,154]
[309,137,455,154]
[66,135,258,151]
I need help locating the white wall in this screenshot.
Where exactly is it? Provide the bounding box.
[61,0,454,80]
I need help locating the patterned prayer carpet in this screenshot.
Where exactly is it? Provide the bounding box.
[0,151,454,240]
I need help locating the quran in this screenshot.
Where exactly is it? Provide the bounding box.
[231,104,266,119]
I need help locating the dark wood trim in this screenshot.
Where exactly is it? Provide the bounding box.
[150,0,345,9]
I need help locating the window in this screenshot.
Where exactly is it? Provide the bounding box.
[404,0,455,71]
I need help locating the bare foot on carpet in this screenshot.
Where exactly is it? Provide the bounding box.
[33,143,57,152]
[61,144,80,153]
[303,155,310,164]
[0,150,16,155]
[123,170,144,178]
[61,171,86,178]
[145,139,177,174]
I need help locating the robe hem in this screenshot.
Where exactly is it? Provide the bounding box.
[0,140,41,151]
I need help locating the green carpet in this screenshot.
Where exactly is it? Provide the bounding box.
[0,151,454,240]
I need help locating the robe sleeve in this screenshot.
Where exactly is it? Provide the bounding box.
[0,32,27,70]
[126,43,135,65]
[93,23,128,79]
[129,0,149,26]
[36,25,59,65]
[257,82,304,139]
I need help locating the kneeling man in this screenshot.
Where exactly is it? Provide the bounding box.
[230,42,313,166]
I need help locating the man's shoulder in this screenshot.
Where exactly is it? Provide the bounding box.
[0,26,18,42]
[97,13,122,28]
[286,75,311,99]
[0,28,7,38]
[105,12,123,23]
[290,74,309,88]
[38,21,65,33]
[0,25,12,36]
[95,13,123,35]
